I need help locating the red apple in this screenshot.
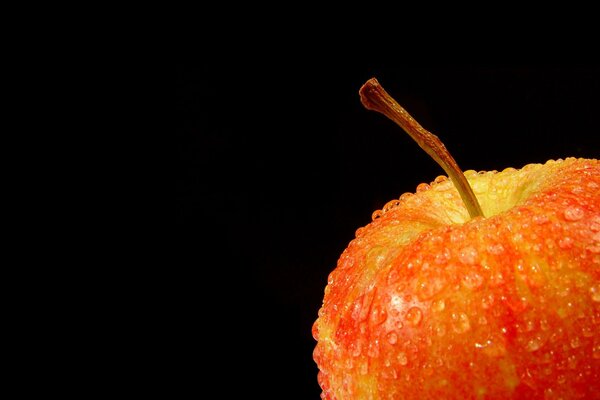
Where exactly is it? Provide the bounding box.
[312,78,600,399]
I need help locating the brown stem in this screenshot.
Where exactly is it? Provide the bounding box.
[359,77,484,219]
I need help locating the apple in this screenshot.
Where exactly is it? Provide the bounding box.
[312,78,600,399]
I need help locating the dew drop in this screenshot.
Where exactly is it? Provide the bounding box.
[351,342,362,357]
[568,355,578,370]
[582,325,594,338]
[397,352,408,366]
[386,331,398,345]
[462,272,484,290]
[533,214,550,225]
[558,236,574,249]
[433,175,448,184]
[570,337,581,349]
[526,337,543,352]
[416,183,431,192]
[459,246,479,265]
[487,243,505,255]
[557,374,566,384]
[360,361,369,375]
[406,307,423,326]
[452,312,471,333]
[450,230,466,243]
[591,285,600,302]
[564,206,584,221]
[416,276,447,300]
[435,323,447,337]
[367,340,380,357]
[432,299,446,312]
[370,306,388,325]
[593,342,600,359]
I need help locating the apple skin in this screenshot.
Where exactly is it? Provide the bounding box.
[313,157,600,399]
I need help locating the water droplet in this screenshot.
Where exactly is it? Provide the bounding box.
[434,248,451,264]
[432,299,446,312]
[481,294,495,309]
[416,276,447,300]
[533,214,550,225]
[352,342,362,357]
[397,352,408,366]
[557,374,566,384]
[582,325,594,338]
[435,323,447,337]
[386,331,398,345]
[370,305,388,325]
[489,272,505,287]
[558,236,573,249]
[487,243,505,255]
[571,337,581,349]
[452,312,471,333]
[360,361,368,375]
[568,355,578,369]
[462,272,484,290]
[588,245,600,254]
[406,307,423,326]
[564,206,584,221]
[367,340,380,357]
[450,230,466,243]
[526,337,543,352]
[591,285,600,302]
[433,175,448,184]
[416,182,431,192]
[399,192,414,201]
[593,342,600,359]
[459,246,478,265]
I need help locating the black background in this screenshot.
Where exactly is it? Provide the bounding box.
[177,62,599,398]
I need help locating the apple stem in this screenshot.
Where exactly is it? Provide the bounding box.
[359,77,485,219]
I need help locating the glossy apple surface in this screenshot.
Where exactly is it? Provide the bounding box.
[313,157,600,399]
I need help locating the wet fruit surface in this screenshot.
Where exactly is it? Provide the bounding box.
[313,158,600,399]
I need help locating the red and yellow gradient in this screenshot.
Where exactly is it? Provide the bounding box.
[313,158,600,399]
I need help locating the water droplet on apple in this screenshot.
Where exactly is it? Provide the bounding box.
[359,361,369,375]
[435,323,447,337]
[397,352,408,366]
[406,307,422,326]
[590,285,600,302]
[370,305,388,325]
[451,312,471,333]
[351,342,362,357]
[570,337,581,349]
[487,243,505,255]
[462,272,484,290]
[433,175,448,184]
[557,374,566,384]
[582,325,594,338]
[416,276,447,300]
[459,246,478,265]
[434,248,451,264]
[416,182,431,192]
[564,206,584,221]
[526,337,543,352]
[450,230,466,243]
[593,342,600,359]
[432,299,446,312]
[386,331,398,345]
[533,214,550,225]
[367,340,380,357]
[558,236,574,249]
